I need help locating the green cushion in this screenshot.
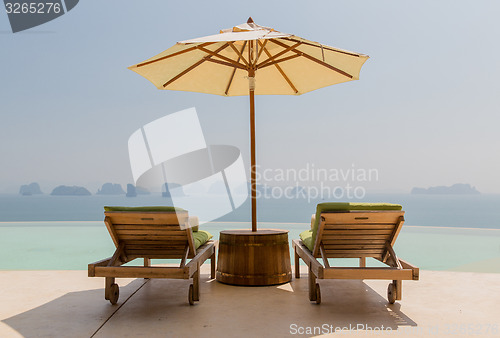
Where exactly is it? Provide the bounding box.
[299,229,314,252]
[308,202,403,252]
[104,206,186,212]
[192,230,213,249]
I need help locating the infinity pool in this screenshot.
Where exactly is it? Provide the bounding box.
[1,221,499,272]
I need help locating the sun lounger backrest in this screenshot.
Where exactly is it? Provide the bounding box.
[314,211,405,260]
[104,211,196,259]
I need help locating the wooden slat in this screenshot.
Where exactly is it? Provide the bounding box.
[323,223,395,230]
[124,243,186,249]
[124,252,185,257]
[116,230,187,236]
[132,254,187,259]
[322,239,387,245]
[114,224,184,231]
[123,241,188,247]
[327,253,383,259]
[125,249,186,255]
[126,254,189,260]
[322,229,393,236]
[105,211,188,225]
[322,212,404,225]
[323,267,414,280]
[94,266,189,279]
[119,235,191,241]
[323,249,382,254]
[322,244,385,250]
[125,247,186,253]
[320,235,389,240]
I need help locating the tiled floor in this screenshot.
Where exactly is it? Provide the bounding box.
[1,267,499,337]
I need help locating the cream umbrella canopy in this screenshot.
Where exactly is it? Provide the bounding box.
[129,18,369,231]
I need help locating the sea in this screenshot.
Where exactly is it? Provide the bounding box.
[1,193,499,271]
[0,193,499,228]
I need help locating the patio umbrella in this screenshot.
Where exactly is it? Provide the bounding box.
[129,18,369,231]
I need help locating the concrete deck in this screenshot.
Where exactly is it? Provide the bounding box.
[1,267,499,337]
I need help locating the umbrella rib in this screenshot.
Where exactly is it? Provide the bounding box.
[282,37,365,58]
[256,42,302,69]
[162,59,207,88]
[134,42,216,68]
[259,41,298,94]
[162,43,231,88]
[205,58,246,70]
[270,39,354,79]
[225,41,247,96]
[254,39,268,64]
[227,42,249,68]
[197,46,248,70]
[257,53,302,69]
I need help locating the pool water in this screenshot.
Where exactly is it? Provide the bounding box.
[1,221,499,272]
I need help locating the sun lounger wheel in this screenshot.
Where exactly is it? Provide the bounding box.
[315,283,321,304]
[188,284,195,305]
[109,283,119,305]
[387,282,396,304]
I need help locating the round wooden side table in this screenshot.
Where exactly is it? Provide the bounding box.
[216,229,292,286]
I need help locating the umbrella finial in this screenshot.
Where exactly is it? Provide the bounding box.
[247,17,254,23]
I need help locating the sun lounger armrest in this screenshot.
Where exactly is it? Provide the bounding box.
[88,257,112,277]
[292,239,324,279]
[88,253,137,277]
[185,240,216,277]
[398,258,419,280]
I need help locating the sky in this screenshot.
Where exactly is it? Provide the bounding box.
[1,0,499,194]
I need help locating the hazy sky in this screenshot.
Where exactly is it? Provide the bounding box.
[1,0,499,194]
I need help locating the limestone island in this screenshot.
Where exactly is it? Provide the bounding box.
[162,183,185,197]
[126,184,150,197]
[411,183,480,195]
[19,182,43,196]
[51,185,91,196]
[97,183,125,195]
[126,184,137,197]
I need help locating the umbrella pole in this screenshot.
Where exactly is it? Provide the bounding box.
[249,75,257,232]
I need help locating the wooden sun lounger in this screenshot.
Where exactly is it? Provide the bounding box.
[88,210,216,305]
[293,210,419,304]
